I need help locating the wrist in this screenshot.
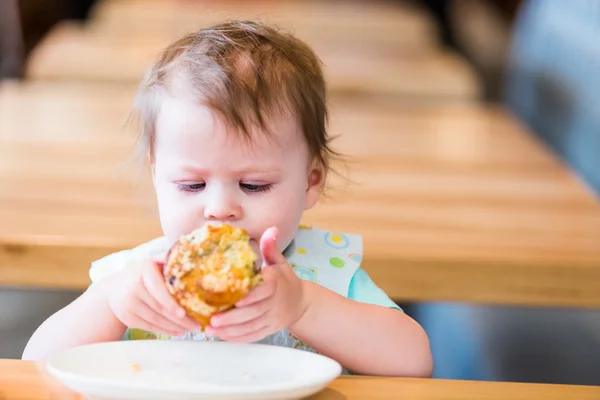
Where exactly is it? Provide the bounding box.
[88,277,128,333]
[289,280,317,333]
[90,277,116,315]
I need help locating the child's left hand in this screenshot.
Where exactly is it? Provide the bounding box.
[206,227,308,342]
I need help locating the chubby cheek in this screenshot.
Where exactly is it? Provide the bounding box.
[249,215,299,265]
[155,184,202,244]
[247,192,305,256]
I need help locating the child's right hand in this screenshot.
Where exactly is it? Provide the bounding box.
[102,256,199,336]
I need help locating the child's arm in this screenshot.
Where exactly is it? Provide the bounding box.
[23,259,198,360]
[213,277,432,377]
[22,281,127,360]
[290,282,433,377]
[208,227,433,377]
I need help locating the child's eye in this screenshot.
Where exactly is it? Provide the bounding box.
[240,183,272,193]
[176,183,206,193]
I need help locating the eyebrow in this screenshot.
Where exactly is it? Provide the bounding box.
[177,164,283,175]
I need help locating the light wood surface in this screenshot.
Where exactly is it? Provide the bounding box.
[89,0,438,49]
[25,21,480,100]
[1,82,600,307]
[2,359,600,400]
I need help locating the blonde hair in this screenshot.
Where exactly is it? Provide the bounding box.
[130,20,336,176]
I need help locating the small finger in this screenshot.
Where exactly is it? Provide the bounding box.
[137,296,194,334]
[142,260,190,320]
[216,325,273,344]
[138,288,198,332]
[211,300,269,327]
[236,274,276,307]
[130,314,186,337]
[207,314,270,340]
[149,252,167,264]
[259,227,286,267]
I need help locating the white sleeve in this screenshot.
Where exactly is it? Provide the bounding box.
[89,237,169,284]
[89,249,134,284]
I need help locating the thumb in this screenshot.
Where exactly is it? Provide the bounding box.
[260,227,287,268]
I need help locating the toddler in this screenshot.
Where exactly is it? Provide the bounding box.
[23,20,432,377]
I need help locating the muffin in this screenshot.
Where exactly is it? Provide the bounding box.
[164,224,262,331]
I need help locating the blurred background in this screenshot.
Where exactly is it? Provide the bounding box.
[1,0,600,387]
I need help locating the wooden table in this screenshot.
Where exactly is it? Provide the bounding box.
[26,22,481,100]
[25,0,480,99]
[2,359,600,400]
[1,82,600,307]
[25,21,480,101]
[89,0,439,49]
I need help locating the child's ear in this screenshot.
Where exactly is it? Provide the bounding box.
[305,162,324,210]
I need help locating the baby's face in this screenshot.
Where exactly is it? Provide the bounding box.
[152,96,322,260]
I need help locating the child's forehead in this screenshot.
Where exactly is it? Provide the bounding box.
[154,95,306,155]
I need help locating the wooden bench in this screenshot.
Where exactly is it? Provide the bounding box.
[1,82,598,307]
[25,22,480,101]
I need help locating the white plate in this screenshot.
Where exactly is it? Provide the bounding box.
[45,340,341,400]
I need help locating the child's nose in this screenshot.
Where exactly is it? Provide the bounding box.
[203,192,242,222]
